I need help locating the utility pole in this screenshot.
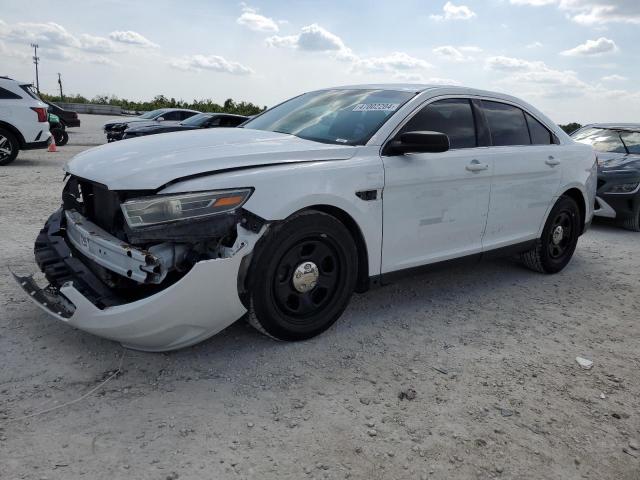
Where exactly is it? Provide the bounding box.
[31,43,40,93]
[57,73,64,100]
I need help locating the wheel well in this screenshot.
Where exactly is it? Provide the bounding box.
[0,121,26,147]
[303,205,370,293]
[562,188,587,234]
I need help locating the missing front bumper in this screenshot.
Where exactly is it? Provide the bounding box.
[14,210,266,351]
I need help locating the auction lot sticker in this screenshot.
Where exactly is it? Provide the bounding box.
[352,103,399,112]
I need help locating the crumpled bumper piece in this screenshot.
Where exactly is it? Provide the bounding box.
[14,253,249,352]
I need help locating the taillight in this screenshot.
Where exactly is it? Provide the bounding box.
[31,107,48,122]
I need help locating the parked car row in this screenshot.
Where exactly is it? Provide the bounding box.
[104,108,247,141]
[0,76,83,164]
[15,84,602,352]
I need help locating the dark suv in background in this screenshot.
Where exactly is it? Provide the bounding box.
[572,124,640,231]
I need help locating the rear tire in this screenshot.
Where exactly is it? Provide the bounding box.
[620,203,640,232]
[521,195,581,273]
[58,130,69,146]
[248,210,358,341]
[0,128,19,166]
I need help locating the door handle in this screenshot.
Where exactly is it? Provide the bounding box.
[545,156,560,167]
[466,160,489,172]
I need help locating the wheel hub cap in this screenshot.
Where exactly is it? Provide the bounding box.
[292,262,319,293]
[552,225,564,245]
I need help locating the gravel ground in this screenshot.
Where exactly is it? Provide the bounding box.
[1,114,639,480]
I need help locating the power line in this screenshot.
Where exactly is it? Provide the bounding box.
[30,43,40,93]
[58,72,64,100]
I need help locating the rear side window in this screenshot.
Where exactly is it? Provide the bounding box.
[182,111,197,120]
[482,101,530,146]
[525,112,553,145]
[161,111,181,121]
[0,86,22,99]
[401,98,477,149]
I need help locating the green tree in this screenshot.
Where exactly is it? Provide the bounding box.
[39,92,265,116]
[559,122,582,135]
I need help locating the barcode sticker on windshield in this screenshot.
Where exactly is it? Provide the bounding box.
[353,103,399,112]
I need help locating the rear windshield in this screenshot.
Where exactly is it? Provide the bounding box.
[243,89,415,146]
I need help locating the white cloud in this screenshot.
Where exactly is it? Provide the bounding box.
[109,30,158,48]
[0,21,79,48]
[430,2,476,20]
[509,1,640,25]
[237,6,279,32]
[169,54,253,75]
[432,45,481,62]
[355,52,431,72]
[78,34,120,53]
[0,39,28,59]
[267,24,430,76]
[601,74,627,81]
[510,0,555,5]
[527,41,544,48]
[561,37,617,56]
[267,24,347,52]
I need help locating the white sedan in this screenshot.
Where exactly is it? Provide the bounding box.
[14,84,597,351]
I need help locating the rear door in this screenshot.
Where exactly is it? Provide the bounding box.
[381,97,493,272]
[481,100,561,249]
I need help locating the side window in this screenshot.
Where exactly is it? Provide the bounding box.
[0,87,22,99]
[221,116,243,127]
[482,101,531,146]
[525,112,553,145]
[181,111,197,120]
[400,98,477,149]
[165,111,184,121]
[207,117,222,127]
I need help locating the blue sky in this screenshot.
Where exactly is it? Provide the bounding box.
[1,0,638,123]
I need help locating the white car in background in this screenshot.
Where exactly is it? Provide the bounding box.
[14,84,597,351]
[0,76,51,165]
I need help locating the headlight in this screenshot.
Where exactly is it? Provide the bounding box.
[121,189,253,228]
[606,182,639,194]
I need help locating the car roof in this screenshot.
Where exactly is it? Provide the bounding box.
[317,83,541,105]
[581,123,640,131]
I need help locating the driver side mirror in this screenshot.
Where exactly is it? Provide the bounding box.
[157,117,165,122]
[388,131,450,154]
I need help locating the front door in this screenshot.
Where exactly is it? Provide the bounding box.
[381,98,492,273]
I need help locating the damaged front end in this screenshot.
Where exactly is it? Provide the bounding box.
[13,176,267,351]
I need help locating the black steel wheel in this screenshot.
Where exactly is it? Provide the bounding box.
[0,128,19,166]
[248,210,358,341]
[521,195,581,273]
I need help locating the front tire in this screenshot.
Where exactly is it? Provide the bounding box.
[620,202,640,232]
[248,210,358,341]
[0,128,19,166]
[521,196,581,273]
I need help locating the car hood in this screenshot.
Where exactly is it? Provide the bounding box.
[104,117,151,127]
[65,128,357,190]
[597,151,640,175]
[127,121,182,132]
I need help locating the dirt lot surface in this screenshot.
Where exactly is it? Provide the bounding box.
[1,114,639,480]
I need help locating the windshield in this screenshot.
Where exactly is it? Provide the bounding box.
[139,108,168,119]
[181,113,211,126]
[573,127,640,154]
[620,131,640,154]
[243,89,415,145]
